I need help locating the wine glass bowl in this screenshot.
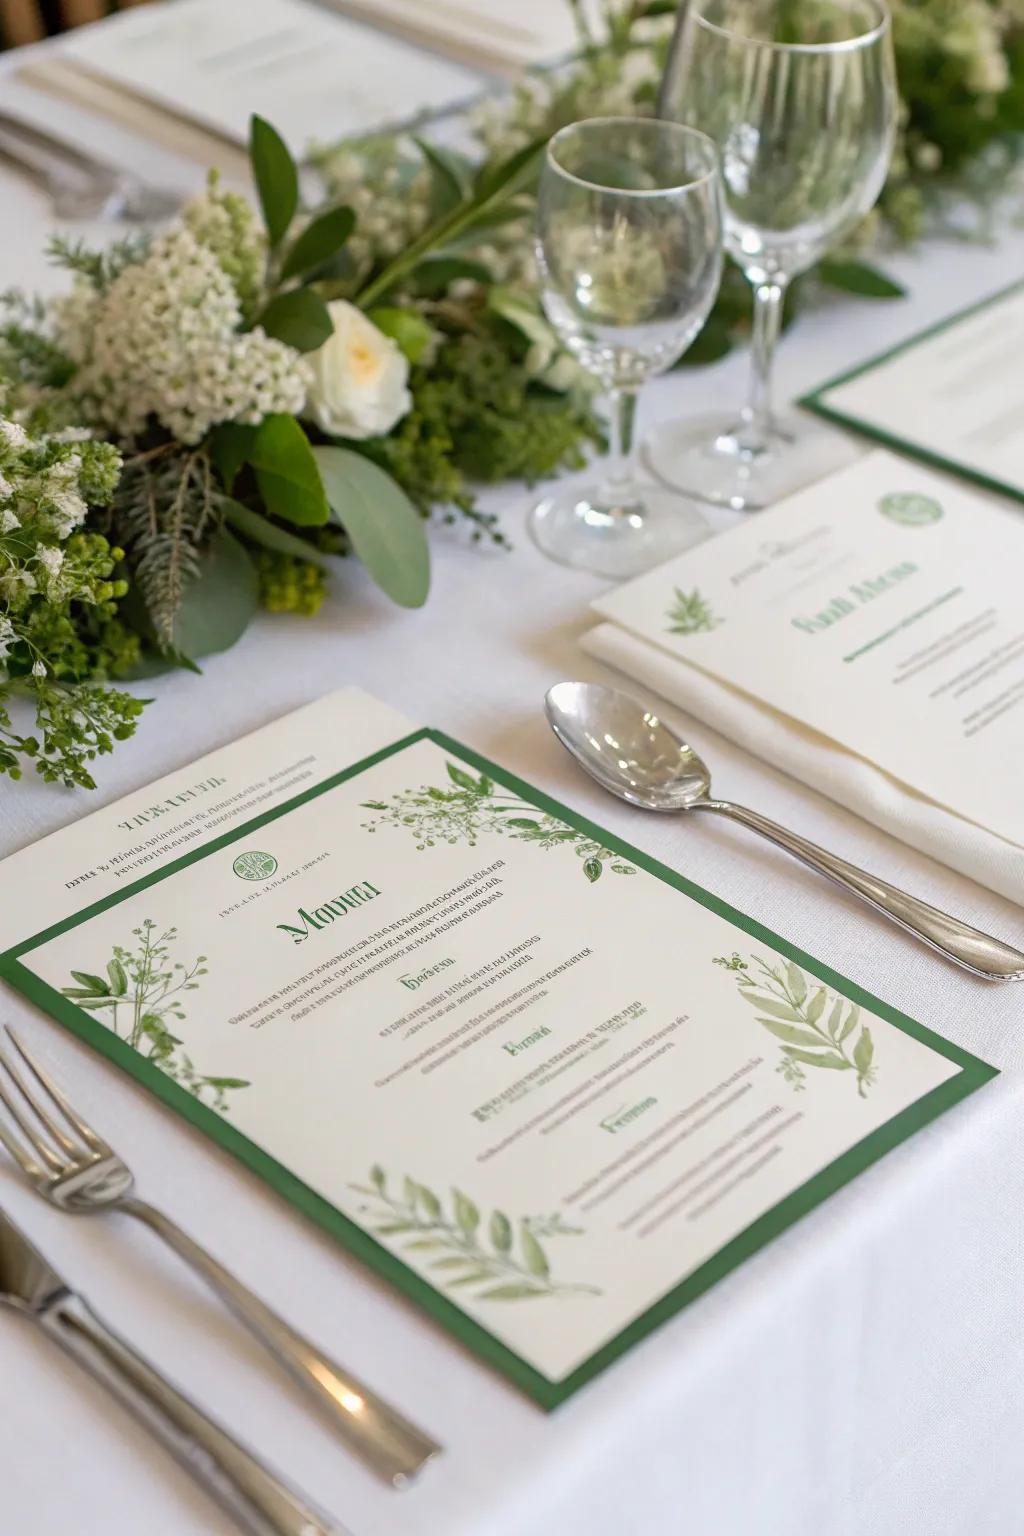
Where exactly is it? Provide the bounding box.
[529,117,724,579]
[649,0,898,510]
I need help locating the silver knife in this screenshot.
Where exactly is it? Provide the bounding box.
[0,1206,350,1536]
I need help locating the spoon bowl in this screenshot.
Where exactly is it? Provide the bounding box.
[544,680,1024,982]
[545,681,711,811]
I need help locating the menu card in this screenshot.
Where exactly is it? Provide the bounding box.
[0,689,993,1405]
[803,282,1024,505]
[594,451,1024,854]
[60,0,483,149]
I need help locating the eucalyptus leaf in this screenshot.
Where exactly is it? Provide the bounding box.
[827,997,844,1041]
[782,1047,852,1070]
[70,970,109,994]
[279,205,356,281]
[106,958,128,996]
[313,445,429,607]
[490,1209,513,1253]
[757,1018,835,1048]
[417,1183,441,1219]
[415,136,473,212]
[583,857,603,883]
[430,1256,479,1271]
[223,498,331,567]
[453,1188,480,1236]
[208,422,257,494]
[251,414,329,527]
[520,1225,550,1278]
[477,1283,546,1301]
[678,319,734,366]
[738,993,803,1023]
[805,988,827,1025]
[786,962,808,1005]
[838,1003,860,1044]
[410,256,491,297]
[447,1270,498,1289]
[256,288,333,352]
[250,114,298,248]
[447,763,478,792]
[853,1027,875,1075]
[818,259,906,299]
[169,529,259,659]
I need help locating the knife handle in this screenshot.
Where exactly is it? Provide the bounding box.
[39,1290,349,1536]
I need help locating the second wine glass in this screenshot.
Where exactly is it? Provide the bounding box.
[650,0,898,511]
[530,117,723,579]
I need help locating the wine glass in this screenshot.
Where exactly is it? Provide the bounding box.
[530,117,723,579]
[648,0,898,510]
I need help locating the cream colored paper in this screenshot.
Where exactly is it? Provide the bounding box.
[592,452,1024,853]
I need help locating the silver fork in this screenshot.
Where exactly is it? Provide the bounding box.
[0,1026,440,1488]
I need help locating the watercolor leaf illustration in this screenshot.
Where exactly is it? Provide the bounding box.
[62,920,248,1112]
[713,951,877,1097]
[666,587,722,636]
[351,1166,600,1301]
[362,761,635,882]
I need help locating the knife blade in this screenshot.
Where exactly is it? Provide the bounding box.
[0,1204,70,1314]
[0,1206,349,1535]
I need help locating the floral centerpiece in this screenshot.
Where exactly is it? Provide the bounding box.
[0,118,598,788]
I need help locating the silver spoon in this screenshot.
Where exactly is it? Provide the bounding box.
[545,681,1024,983]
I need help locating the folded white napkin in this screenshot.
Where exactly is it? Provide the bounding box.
[582,620,1024,908]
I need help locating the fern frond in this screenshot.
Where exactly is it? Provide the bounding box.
[112,447,223,648]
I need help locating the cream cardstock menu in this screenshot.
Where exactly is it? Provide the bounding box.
[803,282,1024,504]
[0,689,993,1405]
[594,452,1024,852]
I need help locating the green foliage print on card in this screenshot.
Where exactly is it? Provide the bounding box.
[351,1166,600,1300]
[714,952,877,1097]
[666,587,722,636]
[61,920,249,1112]
[362,761,636,883]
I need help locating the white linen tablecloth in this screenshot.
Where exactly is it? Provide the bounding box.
[2,31,1024,1536]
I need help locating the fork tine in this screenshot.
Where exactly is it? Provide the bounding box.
[4,1027,108,1155]
[0,1046,74,1174]
[0,1111,45,1181]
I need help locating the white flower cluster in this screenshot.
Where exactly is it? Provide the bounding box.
[942,0,1012,93]
[55,227,310,445]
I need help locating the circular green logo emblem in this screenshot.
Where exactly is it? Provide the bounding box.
[878,492,943,526]
[232,850,278,881]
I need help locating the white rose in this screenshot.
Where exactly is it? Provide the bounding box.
[304,300,411,440]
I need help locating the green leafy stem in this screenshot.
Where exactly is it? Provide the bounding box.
[61,919,249,1112]
[351,1166,601,1301]
[714,952,877,1097]
[363,760,636,883]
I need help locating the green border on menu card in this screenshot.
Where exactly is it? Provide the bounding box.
[800,278,1024,506]
[0,729,998,1410]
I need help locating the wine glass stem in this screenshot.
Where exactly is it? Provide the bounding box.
[743,278,788,452]
[599,384,640,509]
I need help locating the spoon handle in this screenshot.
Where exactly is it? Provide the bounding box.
[702,800,1024,982]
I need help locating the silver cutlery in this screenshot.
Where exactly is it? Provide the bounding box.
[545,681,1024,983]
[0,1204,348,1535]
[0,1027,440,1487]
[0,108,179,224]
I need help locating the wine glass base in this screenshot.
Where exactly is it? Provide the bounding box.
[644,411,860,512]
[528,485,711,580]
